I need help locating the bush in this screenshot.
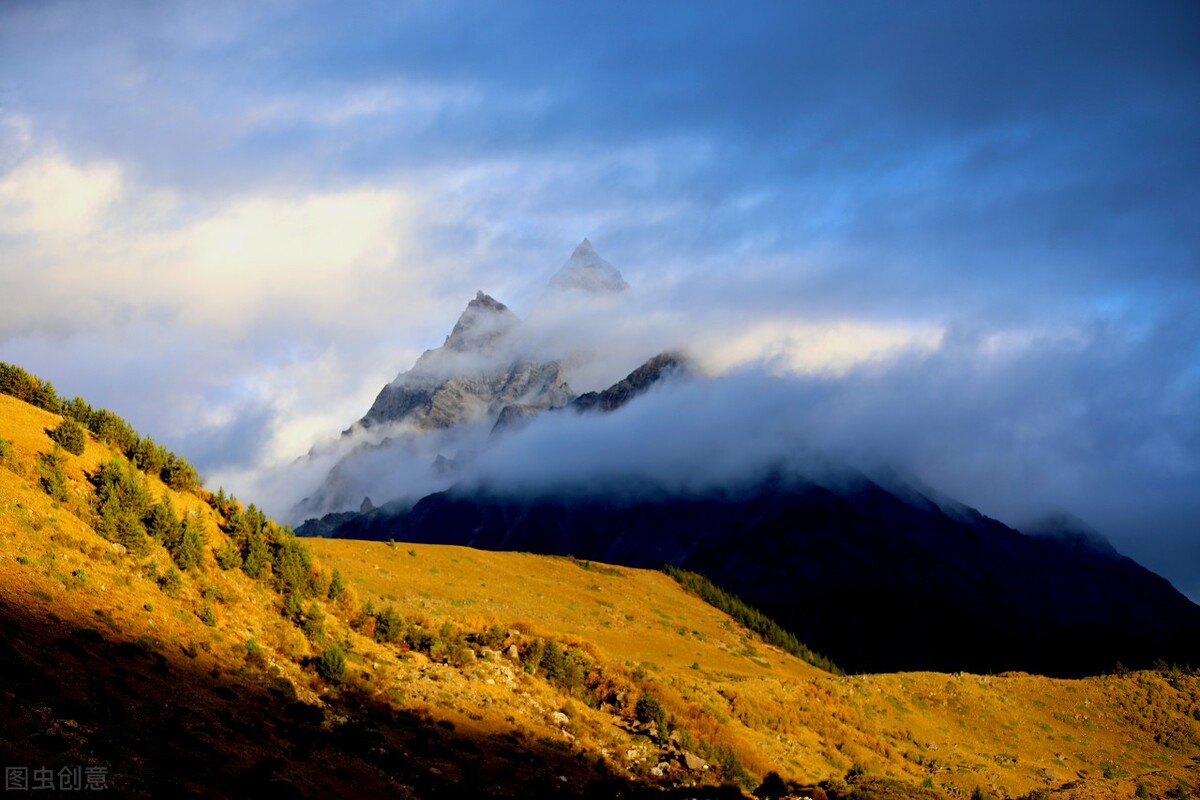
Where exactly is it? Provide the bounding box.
[214,541,242,570]
[1166,781,1191,800]
[301,602,326,643]
[198,603,217,627]
[48,419,86,455]
[245,638,267,668]
[316,644,346,684]
[158,565,184,598]
[635,693,667,740]
[754,771,788,800]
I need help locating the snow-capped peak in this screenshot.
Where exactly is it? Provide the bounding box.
[547,239,630,294]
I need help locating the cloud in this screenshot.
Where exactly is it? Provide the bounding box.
[456,313,1200,598]
[0,146,427,336]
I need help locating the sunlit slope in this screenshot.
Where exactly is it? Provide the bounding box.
[307,537,825,681]
[4,384,1199,800]
[0,392,744,797]
[311,537,1200,799]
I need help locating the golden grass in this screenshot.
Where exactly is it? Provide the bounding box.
[3,390,1199,798]
[310,538,1200,798]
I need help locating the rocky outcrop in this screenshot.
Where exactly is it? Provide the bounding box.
[490,352,692,436]
[570,352,691,414]
[490,403,543,434]
[354,292,572,433]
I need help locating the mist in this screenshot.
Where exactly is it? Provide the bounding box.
[332,306,1198,600]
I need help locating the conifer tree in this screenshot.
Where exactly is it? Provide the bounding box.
[171,513,205,570]
[144,497,179,545]
[48,418,86,456]
[38,447,69,503]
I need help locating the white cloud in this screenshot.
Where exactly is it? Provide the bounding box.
[0,153,121,237]
[697,318,945,376]
[0,145,433,336]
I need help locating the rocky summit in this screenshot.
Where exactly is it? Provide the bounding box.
[352,291,572,434]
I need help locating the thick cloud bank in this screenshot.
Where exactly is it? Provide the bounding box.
[445,316,1200,600]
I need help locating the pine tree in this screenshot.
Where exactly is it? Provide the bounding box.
[328,569,346,601]
[315,643,346,684]
[131,436,166,476]
[241,530,270,579]
[62,396,91,424]
[113,507,149,556]
[37,447,69,503]
[144,497,179,544]
[214,541,242,570]
[161,452,200,491]
[30,379,61,413]
[171,513,205,570]
[48,418,86,455]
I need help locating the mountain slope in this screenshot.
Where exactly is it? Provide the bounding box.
[308,536,1200,800]
[0,390,749,797]
[328,473,1200,677]
[569,352,692,414]
[2,387,1199,799]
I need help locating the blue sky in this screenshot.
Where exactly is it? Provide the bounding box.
[1,1,1198,597]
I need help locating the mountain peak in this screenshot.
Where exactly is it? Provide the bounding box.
[443,291,518,352]
[548,239,630,295]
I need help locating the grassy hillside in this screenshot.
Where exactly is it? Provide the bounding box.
[2,384,1200,799]
[310,537,1200,799]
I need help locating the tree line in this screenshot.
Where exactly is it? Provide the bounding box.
[662,564,844,675]
[0,361,199,491]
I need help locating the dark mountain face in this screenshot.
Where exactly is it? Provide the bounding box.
[324,474,1200,677]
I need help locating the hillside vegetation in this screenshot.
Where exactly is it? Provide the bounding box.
[1,373,1199,799]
